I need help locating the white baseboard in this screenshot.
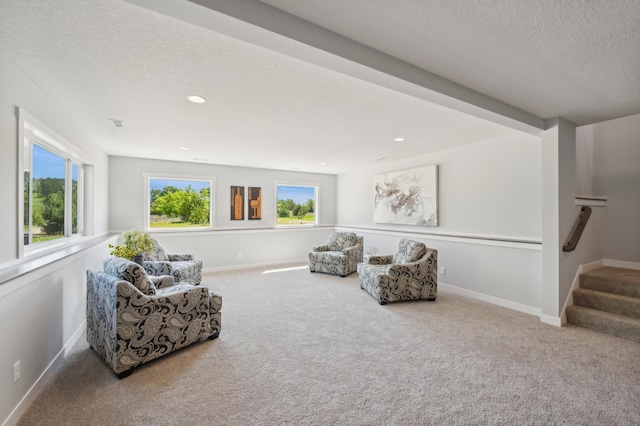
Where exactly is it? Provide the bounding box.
[203,258,308,274]
[540,314,563,327]
[581,259,605,273]
[3,321,86,426]
[438,282,542,318]
[604,259,640,270]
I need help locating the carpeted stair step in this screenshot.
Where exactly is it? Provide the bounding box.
[580,267,640,298]
[573,288,640,320]
[566,305,640,344]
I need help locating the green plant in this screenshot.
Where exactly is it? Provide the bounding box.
[108,243,137,259]
[109,229,157,258]
[120,229,157,255]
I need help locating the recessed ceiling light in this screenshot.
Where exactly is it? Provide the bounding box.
[187,95,206,104]
[394,137,405,142]
[320,162,328,166]
[179,147,190,151]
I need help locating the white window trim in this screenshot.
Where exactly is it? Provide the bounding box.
[143,173,216,232]
[274,181,320,228]
[17,107,92,258]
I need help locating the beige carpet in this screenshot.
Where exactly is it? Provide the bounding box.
[17,264,640,425]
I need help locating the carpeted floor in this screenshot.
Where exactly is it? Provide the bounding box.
[17,264,640,425]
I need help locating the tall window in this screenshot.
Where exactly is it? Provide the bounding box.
[146,177,213,230]
[276,184,317,226]
[22,119,84,247]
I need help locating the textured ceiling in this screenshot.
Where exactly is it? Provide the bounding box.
[1,0,638,174]
[260,0,640,125]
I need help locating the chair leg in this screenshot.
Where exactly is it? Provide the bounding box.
[379,300,387,305]
[116,369,133,380]
[427,297,436,301]
[208,332,220,340]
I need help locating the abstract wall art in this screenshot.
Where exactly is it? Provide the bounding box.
[374,165,438,226]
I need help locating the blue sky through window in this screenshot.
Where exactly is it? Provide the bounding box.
[150,178,210,192]
[277,185,315,204]
[33,144,65,179]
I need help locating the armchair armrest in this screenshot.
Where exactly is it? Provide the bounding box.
[386,254,433,277]
[149,275,174,289]
[167,253,194,261]
[363,254,393,265]
[312,244,329,252]
[153,282,208,300]
[87,270,143,374]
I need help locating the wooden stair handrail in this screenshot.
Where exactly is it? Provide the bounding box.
[563,206,592,252]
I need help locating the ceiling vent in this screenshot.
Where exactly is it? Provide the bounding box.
[110,119,124,128]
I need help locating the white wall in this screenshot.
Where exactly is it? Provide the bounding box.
[338,134,541,239]
[108,156,337,269]
[0,55,110,426]
[592,113,640,262]
[575,125,595,197]
[0,242,111,426]
[337,133,544,313]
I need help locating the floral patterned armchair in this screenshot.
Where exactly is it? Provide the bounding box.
[86,257,221,378]
[309,232,363,277]
[143,238,203,285]
[357,239,437,305]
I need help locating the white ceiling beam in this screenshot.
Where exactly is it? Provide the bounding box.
[127,0,545,135]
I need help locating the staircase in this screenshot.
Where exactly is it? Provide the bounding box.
[566,266,640,343]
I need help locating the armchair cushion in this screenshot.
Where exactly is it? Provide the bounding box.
[103,257,156,295]
[145,239,194,262]
[392,239,427,264]
[327,232,357,251]
[146,243,169,261]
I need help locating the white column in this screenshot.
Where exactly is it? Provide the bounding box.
[541,117,576,325]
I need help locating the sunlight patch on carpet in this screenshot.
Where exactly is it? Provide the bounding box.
[262,265,308,274]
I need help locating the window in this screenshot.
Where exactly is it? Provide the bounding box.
[21,113,86,249]
[146,176,213,230]
[276,184,317,226]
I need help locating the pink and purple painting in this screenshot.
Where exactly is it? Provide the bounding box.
[374,165,438,226]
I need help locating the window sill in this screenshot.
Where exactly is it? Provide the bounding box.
[0,234,113,286]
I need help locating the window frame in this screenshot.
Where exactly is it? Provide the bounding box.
[143,174,216,232]
[17,108,89,257]
[274,182,319,227]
